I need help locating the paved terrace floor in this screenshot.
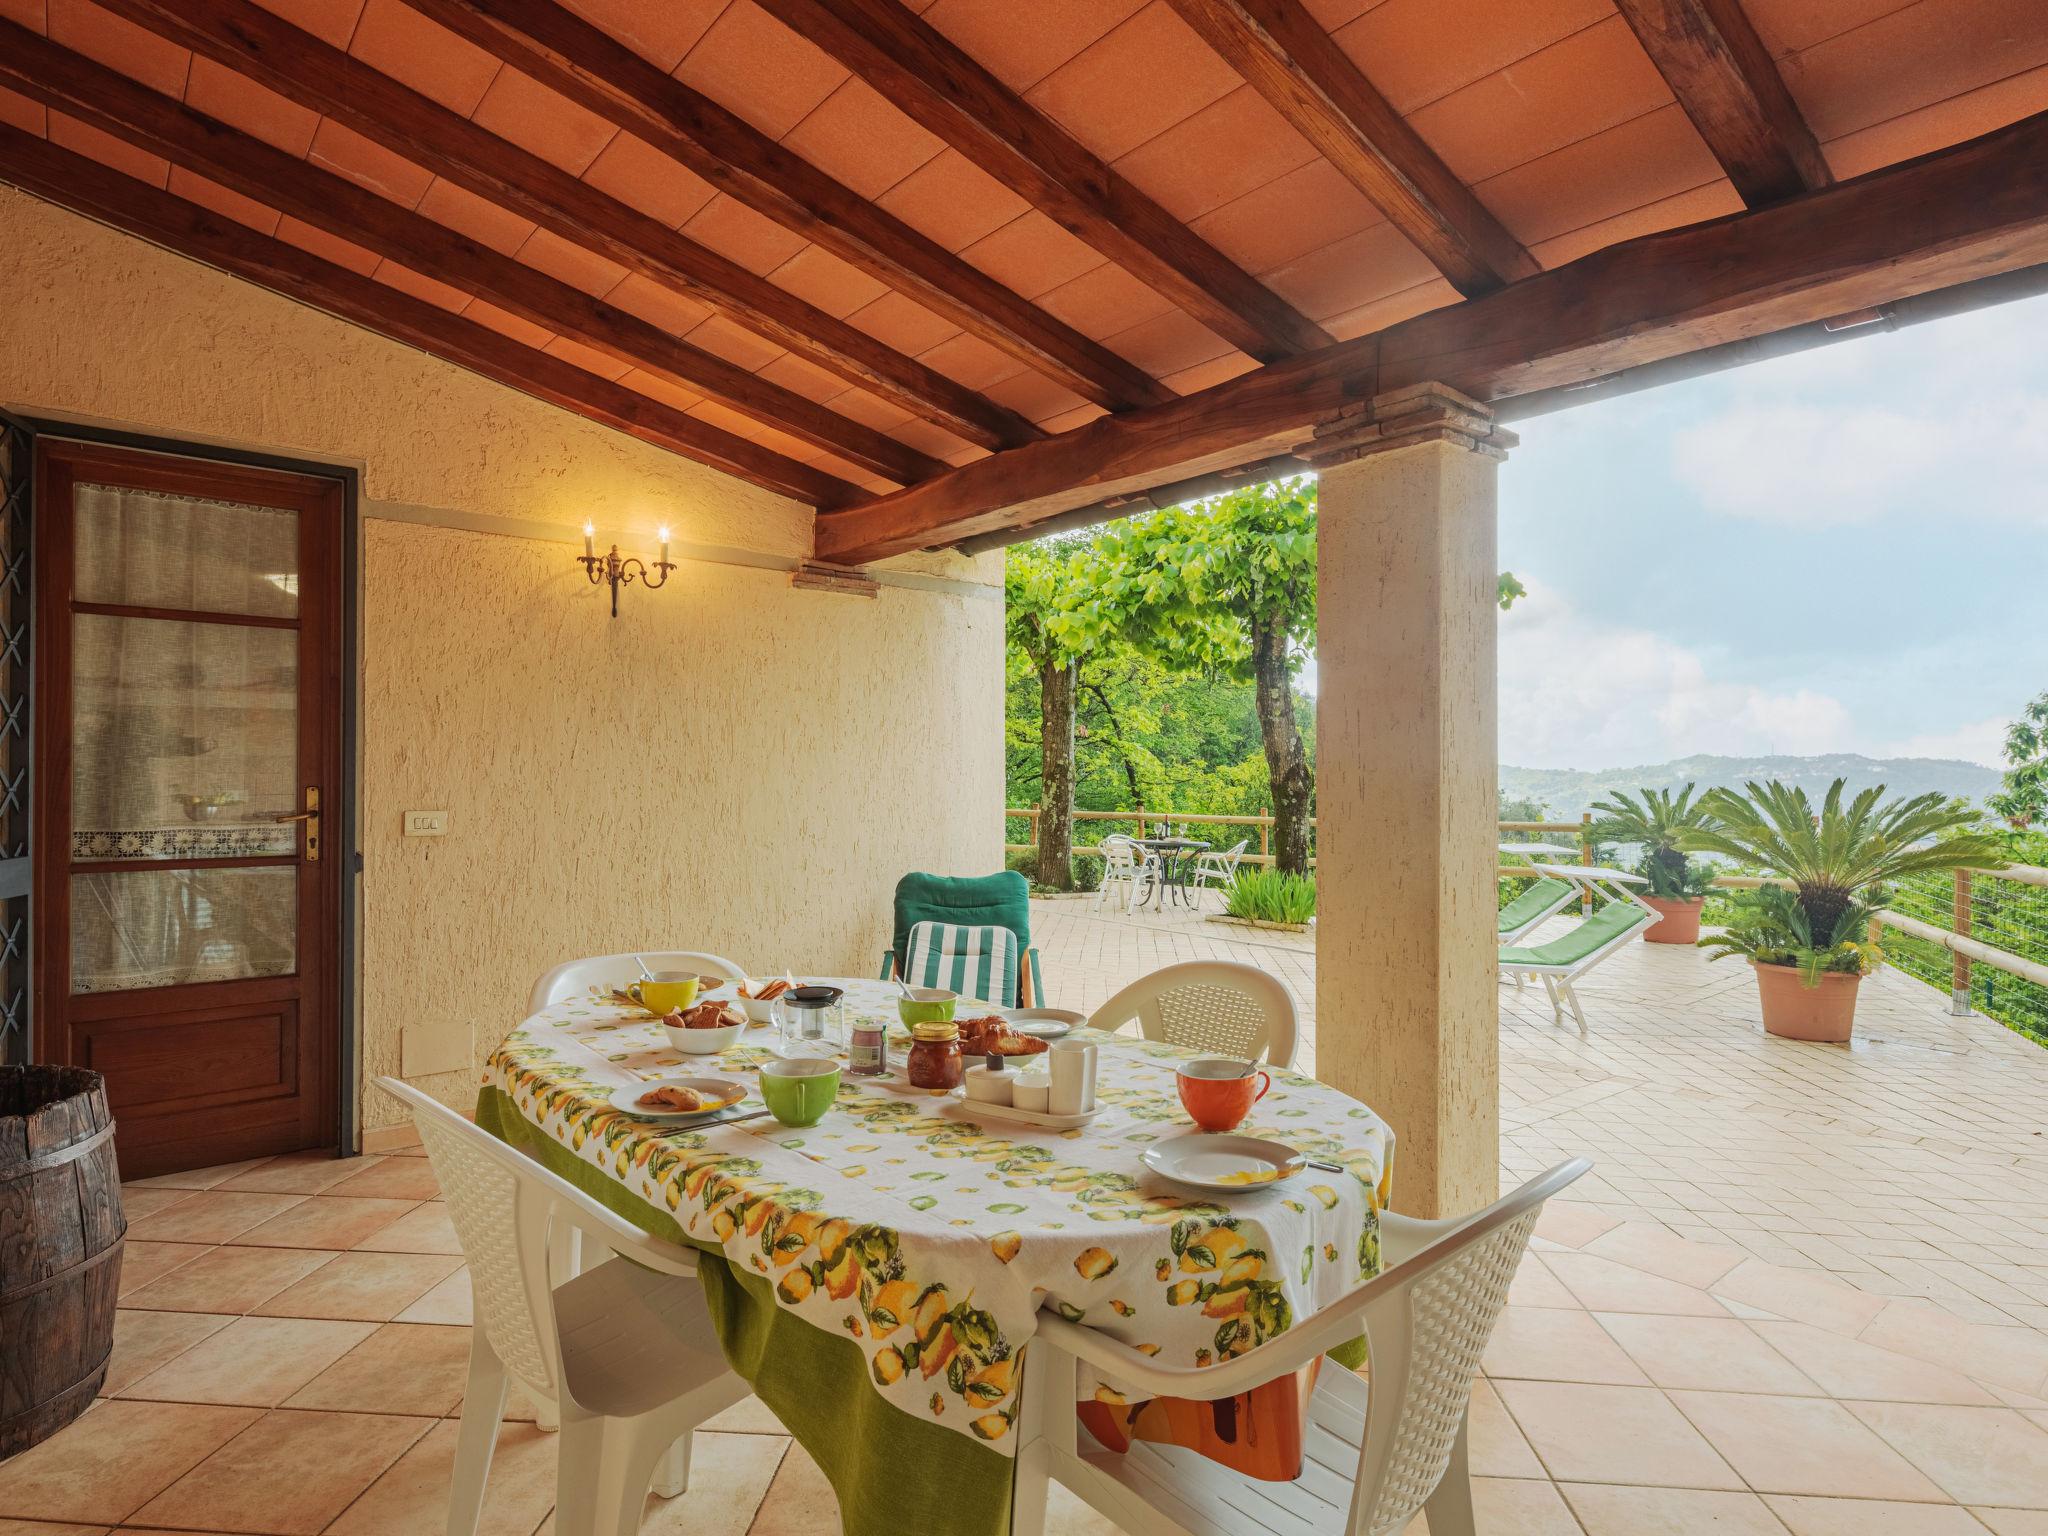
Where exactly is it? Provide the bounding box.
[2,906,2045,1535]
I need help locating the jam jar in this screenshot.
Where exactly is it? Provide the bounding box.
[906,1020,964,1091]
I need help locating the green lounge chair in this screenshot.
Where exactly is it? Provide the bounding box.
[879,871,1044,1007]
[1497,877,1579,943]
[1499,870,1658,1035]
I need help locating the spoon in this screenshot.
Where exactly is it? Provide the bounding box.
[633,954,654,980]
[893,974,915,998]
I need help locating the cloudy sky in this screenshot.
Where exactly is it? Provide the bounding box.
[1492,291,2048,771]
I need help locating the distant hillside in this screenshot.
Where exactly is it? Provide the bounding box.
[1499,754,2003,821]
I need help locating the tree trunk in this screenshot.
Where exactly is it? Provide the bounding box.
[1252,617,1313,877]
[1036,657,1078,890]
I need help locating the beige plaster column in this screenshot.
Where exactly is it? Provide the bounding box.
[1308,384,1516,1220]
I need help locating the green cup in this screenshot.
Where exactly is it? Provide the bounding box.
[896,987,959,1027]
[759,1057,841,1127]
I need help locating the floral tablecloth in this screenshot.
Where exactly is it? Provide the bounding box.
[481,978,1393,1533]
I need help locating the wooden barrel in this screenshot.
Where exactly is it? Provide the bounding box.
[0,1066,125,1459]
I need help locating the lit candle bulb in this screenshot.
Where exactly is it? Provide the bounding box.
[583,522,594,559]
[658,525,671,565]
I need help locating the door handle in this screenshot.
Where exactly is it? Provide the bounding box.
[274,788,320,862]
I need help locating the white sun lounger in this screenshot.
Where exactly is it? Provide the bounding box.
[1499,864,1659,1035]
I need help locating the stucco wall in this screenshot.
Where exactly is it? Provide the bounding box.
[1,187,1004,1132]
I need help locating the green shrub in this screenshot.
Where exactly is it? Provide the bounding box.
[1225,868,1317,924]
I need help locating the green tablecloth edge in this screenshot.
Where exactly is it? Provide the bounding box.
[474,1085,1015,1536]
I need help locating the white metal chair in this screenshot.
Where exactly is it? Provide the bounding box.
[376,1078,752,1536]
[1087,960,1297,1069]
[527,950,746,1014]
[1187,839,1251,905]
[1011,1159,1592,1536]
[1498,865,1659,1035]
[1094,834,1158,914]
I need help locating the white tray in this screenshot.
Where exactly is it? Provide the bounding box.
[945,1095,1100,1131]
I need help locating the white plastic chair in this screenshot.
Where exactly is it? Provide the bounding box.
[1011,1159,1592,1536]
[1187,839,1251,905]
[376,1078,753,1536]
[1087,960,1297,1069]
[1094,835,1157,914]
[527,950,746,1014]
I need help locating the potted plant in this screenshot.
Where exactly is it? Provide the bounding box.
[1682,779,2003,1042]
[1587,786,1718,943]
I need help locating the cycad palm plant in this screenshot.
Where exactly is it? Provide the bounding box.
[1588,785,1717,898]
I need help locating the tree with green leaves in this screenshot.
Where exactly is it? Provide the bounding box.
[1990,691,2048,828]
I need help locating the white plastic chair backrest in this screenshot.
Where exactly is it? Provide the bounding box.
[1098,836,1142,876]
[527,949,746,1014]
[1086,960,1297,1068]
[375,1076,565,1402]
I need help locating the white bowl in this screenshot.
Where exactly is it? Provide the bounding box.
[663,1021,744,1055]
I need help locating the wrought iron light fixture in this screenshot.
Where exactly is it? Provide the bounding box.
[578,523,674,618]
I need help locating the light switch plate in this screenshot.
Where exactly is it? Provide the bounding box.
[404,809,449,837]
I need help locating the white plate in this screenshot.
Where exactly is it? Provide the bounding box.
[1002,1008,1083,1039]
[609,1077,748,1121]
[1140,1134,1304,1193]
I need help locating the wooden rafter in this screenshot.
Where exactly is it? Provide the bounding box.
[752,0,1333,361]
[1164,0,1536,296]
[0,125,855,506]
[815,107,2048,561]
[0,20,942,489]
[1613,0,1832,206]
[95,0,1038,456]
[409,0,1172,415]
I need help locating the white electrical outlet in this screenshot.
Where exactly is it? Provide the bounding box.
[404,809,449,837]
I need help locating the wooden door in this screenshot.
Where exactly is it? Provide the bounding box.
[33,440,344,1177]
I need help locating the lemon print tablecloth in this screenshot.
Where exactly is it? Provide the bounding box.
[479,977,1393,1536]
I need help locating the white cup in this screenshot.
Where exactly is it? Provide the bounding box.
[1012,1072,1051,1113]
[1048,1039,1098,1116]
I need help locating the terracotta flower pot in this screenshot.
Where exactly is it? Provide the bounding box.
[1640,895,1704,944]
[1752,961,1861,1043]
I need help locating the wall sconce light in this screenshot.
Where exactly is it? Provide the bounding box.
[579,523,674,618]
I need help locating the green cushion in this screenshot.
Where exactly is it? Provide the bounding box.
[1497,877,1576,935]
[1500,900,1647,968]
[905,922,1021,1008]
[890,871,1031,982]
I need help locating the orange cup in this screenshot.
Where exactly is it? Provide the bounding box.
[1176,1058,1271,1132]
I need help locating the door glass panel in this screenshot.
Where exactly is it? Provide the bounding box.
[71,866,296,992]
[70,614,297,859]
[73,481,298,618]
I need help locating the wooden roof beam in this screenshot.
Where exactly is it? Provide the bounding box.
[408,0,1171,415]
[96,0,1037,456]
[1165,0,1536,296]
[1613,0,1832,206]
[815,107,2048,561]
[752,0,1332,361]
[0,126,854,506]
[0,20,937,488]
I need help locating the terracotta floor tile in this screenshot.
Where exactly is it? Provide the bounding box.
[1710,1260,1890,1335]
[125,1158,272,1192]
[1541,1253,1732,1316]
[115,1242,209,1299]
[124,1191,308,1245]
[1765,1494,1992,1535]
[103,1309,235,1395]
[1846,1401,2048,1507]
[218,1151,383,1196]
[1467,1377,1545,1480]
[1507,1253,1579,1309]
[352,1201,461,1255]
[1481,1305,1649,1385]
[324,1157,443,1201]
[325,1419,560,1536]
[118,1187,199,1219]
[702,1394,787,1435]
[121,1246,335,1314]
[1460,1477,1583,1535]
[130,1408,433,1535]
[233,1195,419,1250]
[1595,1312,1821,1395]
[1582,1223,1746,1288]
[1534,1202,1624,1249]
[631,1429,792,1535]
[397,1266,473,1324]
[1749,1320,2002,1406]
[286,1322,472,1416]
[0,1520,111,1534]
[118,1316,375,1406]
[1857,1303,2048,1396]
[1494,1381,1743,1489]
[252,1251,464,1322]
[1974,1511,2048,1535]
[0,1400,260,1524]
[1669,1391,1945,1501]
[1564,1483,1787,1536]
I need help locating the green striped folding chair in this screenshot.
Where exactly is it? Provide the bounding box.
[901,922,1022,1009]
